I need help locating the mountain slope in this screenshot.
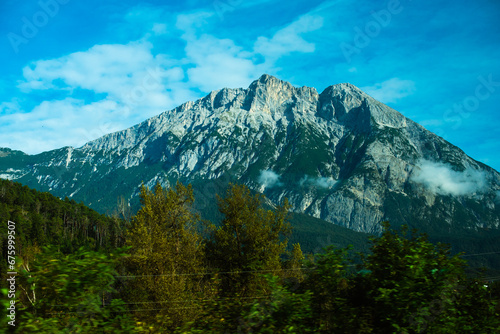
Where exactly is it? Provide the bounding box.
[1,74,499,237]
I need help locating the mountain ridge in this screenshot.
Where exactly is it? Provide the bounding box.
[1,74,499,236]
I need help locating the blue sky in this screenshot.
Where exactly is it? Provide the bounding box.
[1,0,499,170]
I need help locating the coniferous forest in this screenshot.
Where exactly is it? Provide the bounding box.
[0,178,499,333]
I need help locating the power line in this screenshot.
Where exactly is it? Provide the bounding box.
[112,250,500,279]
[43,265,500,316]
[460,251,500,257]
[114,266,317,279]
[20,251,500,316]
[483,276,500,282]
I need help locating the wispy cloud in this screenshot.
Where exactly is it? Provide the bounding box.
[361,78,416,104]
[178,12,323,92]
[411,159,488,196]
[299,175,337,189]
[0,98,124,153]
[254,14,323,59]
[182,33,262,92]
[258,170,283,188]
[4,39,195,151]
[18,40,176,99]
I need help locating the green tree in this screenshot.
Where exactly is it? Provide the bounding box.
[301,245,358,333]
[350,222,500,333]
[283,243,306,284]
[123,182,209,331]
[237,274,315,333]
[300,222,500,333]
[193,184,291,332]
[205,184,291,296]
[359,222,472,333]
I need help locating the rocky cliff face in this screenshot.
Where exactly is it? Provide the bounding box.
[1,74,499,234]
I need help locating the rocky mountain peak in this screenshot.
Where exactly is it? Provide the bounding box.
[249,74,294,91]
[1,75,499,237]
[245,74,317,114]
[323,82,367,99]
[316,82,408,130]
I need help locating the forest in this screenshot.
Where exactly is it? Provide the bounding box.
[0,178,499,333]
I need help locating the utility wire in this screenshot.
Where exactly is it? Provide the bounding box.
[114,266,317,279]
[460,251,500,257]
[112,250,500,279]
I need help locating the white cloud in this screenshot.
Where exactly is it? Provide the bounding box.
[0,99,22,115]
[411,159,488,196]
[0,98,126,153]
[254,15,323,59]
[19,41,163,98]
[183,34,263,92]
[7,40,198,153]
[17,10,323,106]
[2,8,324,155]
[361,78,416,104]
[299,175,337,189]
[258,170,283,188]
[178,12,323,93]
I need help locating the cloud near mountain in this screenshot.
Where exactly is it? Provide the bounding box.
[299,175,337,189]
[258,170,283,188]
[411,159,488,196]
[360,78,416,104]
[258,171,337,189]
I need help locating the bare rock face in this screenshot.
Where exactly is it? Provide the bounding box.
[1,74,499,234]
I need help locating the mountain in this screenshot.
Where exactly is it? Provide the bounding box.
[1,74,500,241]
